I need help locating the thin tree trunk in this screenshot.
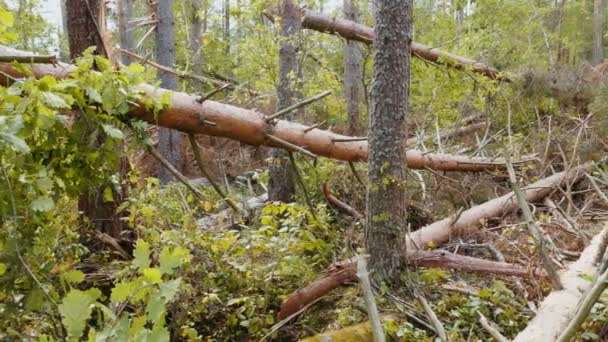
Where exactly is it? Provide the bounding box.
[66,0,123,239]
[224,0,230,55]
[365,0,411,282]
[343,0,363,136]
[155,0,182,184]
[117,0,134,65]
[268,0,301,202]
[594,0,604,65]
[191,0,203,90]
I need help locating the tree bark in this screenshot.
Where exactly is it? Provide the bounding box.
[343,0,363,136]
[0,45,528,172]
[117,0,134,65]
[155,0,182,184]
[224,0,230,55]
[65,0,124,239]
[594,0,604,65]
[365,0,411,282]
[191,0,203,90]
[278,250,539,320]
[268,0,301,203]
[301,10,507,81]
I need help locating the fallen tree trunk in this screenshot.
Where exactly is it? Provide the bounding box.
[278,250,540,320]
[513,227,608,342]
[279,162,600,320]
[302,10,508,81]
[0,45,518,172]
[408,162,594,249]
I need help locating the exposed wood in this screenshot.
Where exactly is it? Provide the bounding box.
[356,253,385,342]
[302,10,509,81]
[278,250,539,320]
[417,293,447,342]
[513,227,608,342]
[478,312,510,342]
[0,46,528,172]
[557,264,608,341]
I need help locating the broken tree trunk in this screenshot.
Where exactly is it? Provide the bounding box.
[277,250,541,320]
[0,45,516,172]
[513,227,608,342]
[301,10,508,81]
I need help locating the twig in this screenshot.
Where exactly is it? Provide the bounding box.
[118,48,236,90]
[0,55,57,64]
[287,152,316,219]
[478,312,510,342]
[264,90,332,122]
[557,267,608,342]
[332,137,368,143]
[196,84,231,103]
[187,134,240,213]
[264,134,316,158]
[505,156,563,289]
[586,173,608,206]
[348,161,365,186]
[357,253,385,342]
[417,293,448,342]
[322,182,363,219]
[147,146,207,202]
[303,120,326,133]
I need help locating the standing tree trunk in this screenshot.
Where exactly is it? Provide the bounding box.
[155,0,182,184]
[224,0,230,55]
[117,0,134,65]
[365,0,411,282]
[268,0,301,202]
[66,0,122,238]
[191,0,203,90]
[343,0,363,136]
[594,0,604,65]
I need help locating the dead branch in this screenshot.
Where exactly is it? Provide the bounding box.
[0,54,57,64]
[322,182,363,219]
[265,90,332,122]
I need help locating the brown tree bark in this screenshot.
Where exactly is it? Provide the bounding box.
[302,10,507,81]
[365,0,411,282]
[155,0,182,184]
[594,0,604,65]
[268,0,301,203]
[343,0,363,136]
[65,0,124,239]
[0,45,527,172]
[278,250,539,320]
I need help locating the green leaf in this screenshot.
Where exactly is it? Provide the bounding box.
[62,270,85,284]
[0,263,6,276]
[58,290,95,339]
[142,268,162,284]
[31,196,55,212]
[110,281,135,303]
[103,186,114,202]
[102,124,125,140]
[40,91,69,108]
[132,240,151,270]
[145,293,165,324]
[159,278,182,302]
[159,247,190,274]
[85,87,102,103]
[0,132,29,153]
[149,324,170,342]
